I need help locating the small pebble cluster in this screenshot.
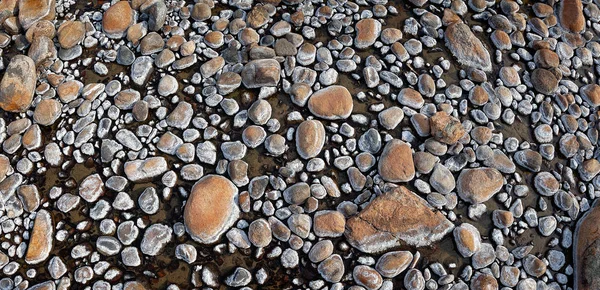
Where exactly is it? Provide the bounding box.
[0,0,599,289]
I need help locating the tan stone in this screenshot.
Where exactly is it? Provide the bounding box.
[0,55,36,112]
[296,120,325,159]
[102,1,134,39]
[307,86,353,120]
[25,209,53,264]
[184,175,240,244]
[457,168,503,204]
[57,20,85,49]
[378,139,415,182]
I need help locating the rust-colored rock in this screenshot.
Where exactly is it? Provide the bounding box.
[378,139,415,183]
[25,209,53,264]
[457,168,503,204]
[102,1,134,39]
[184,175,240,244]
[0,55,36,113]
[344,186,454,253]
[429,111,465,145]
[308,86,353,120]
[296,120,325,159]
[18,0,55,30]
[558,0,585,33]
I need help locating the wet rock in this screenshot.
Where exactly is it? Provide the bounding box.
[523,254,547,278]
[345,186,454,253]
[308,86,353,120]
[103,1,134,39]
[79,173,104,203]
[296,120,325,159]
[0,55,36,112]
[531,68,559,95]
[453,223,481,257]
[131,56,154,86]
[25,209,53,264]
[580,84,600,107]
[471,272,498,290]
[248,218,272,248]
[378,139,415,182]
[184,175,239,244]
[514,149,542,172]
[430,163,455,194]
[456,168,503,204]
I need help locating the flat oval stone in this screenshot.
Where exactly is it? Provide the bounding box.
[184,175,240,244]
[296,120,325,159]
[308,86,353,120]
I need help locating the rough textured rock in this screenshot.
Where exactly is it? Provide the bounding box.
[378,139,415,183]
[308,86,353,120]
[430,111,465,144]
[184,175,240,244]
[345,186,454,253]
[0,55,36,112]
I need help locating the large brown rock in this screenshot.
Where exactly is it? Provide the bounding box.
[18,0,55,30]
[345,186,454,253]
[558,0,585,33]
[378,139,415,182]
[0,55,36,112]
[184,175,240,244]
[296,120,325,159]
[457,168,503,204]
[241,59,281,88]
[25,209,53,264]
[575,199,600,290]
[102,1,134,39]
[443,10,491,72]
[355,18,381,49]
[308,86,353,120]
